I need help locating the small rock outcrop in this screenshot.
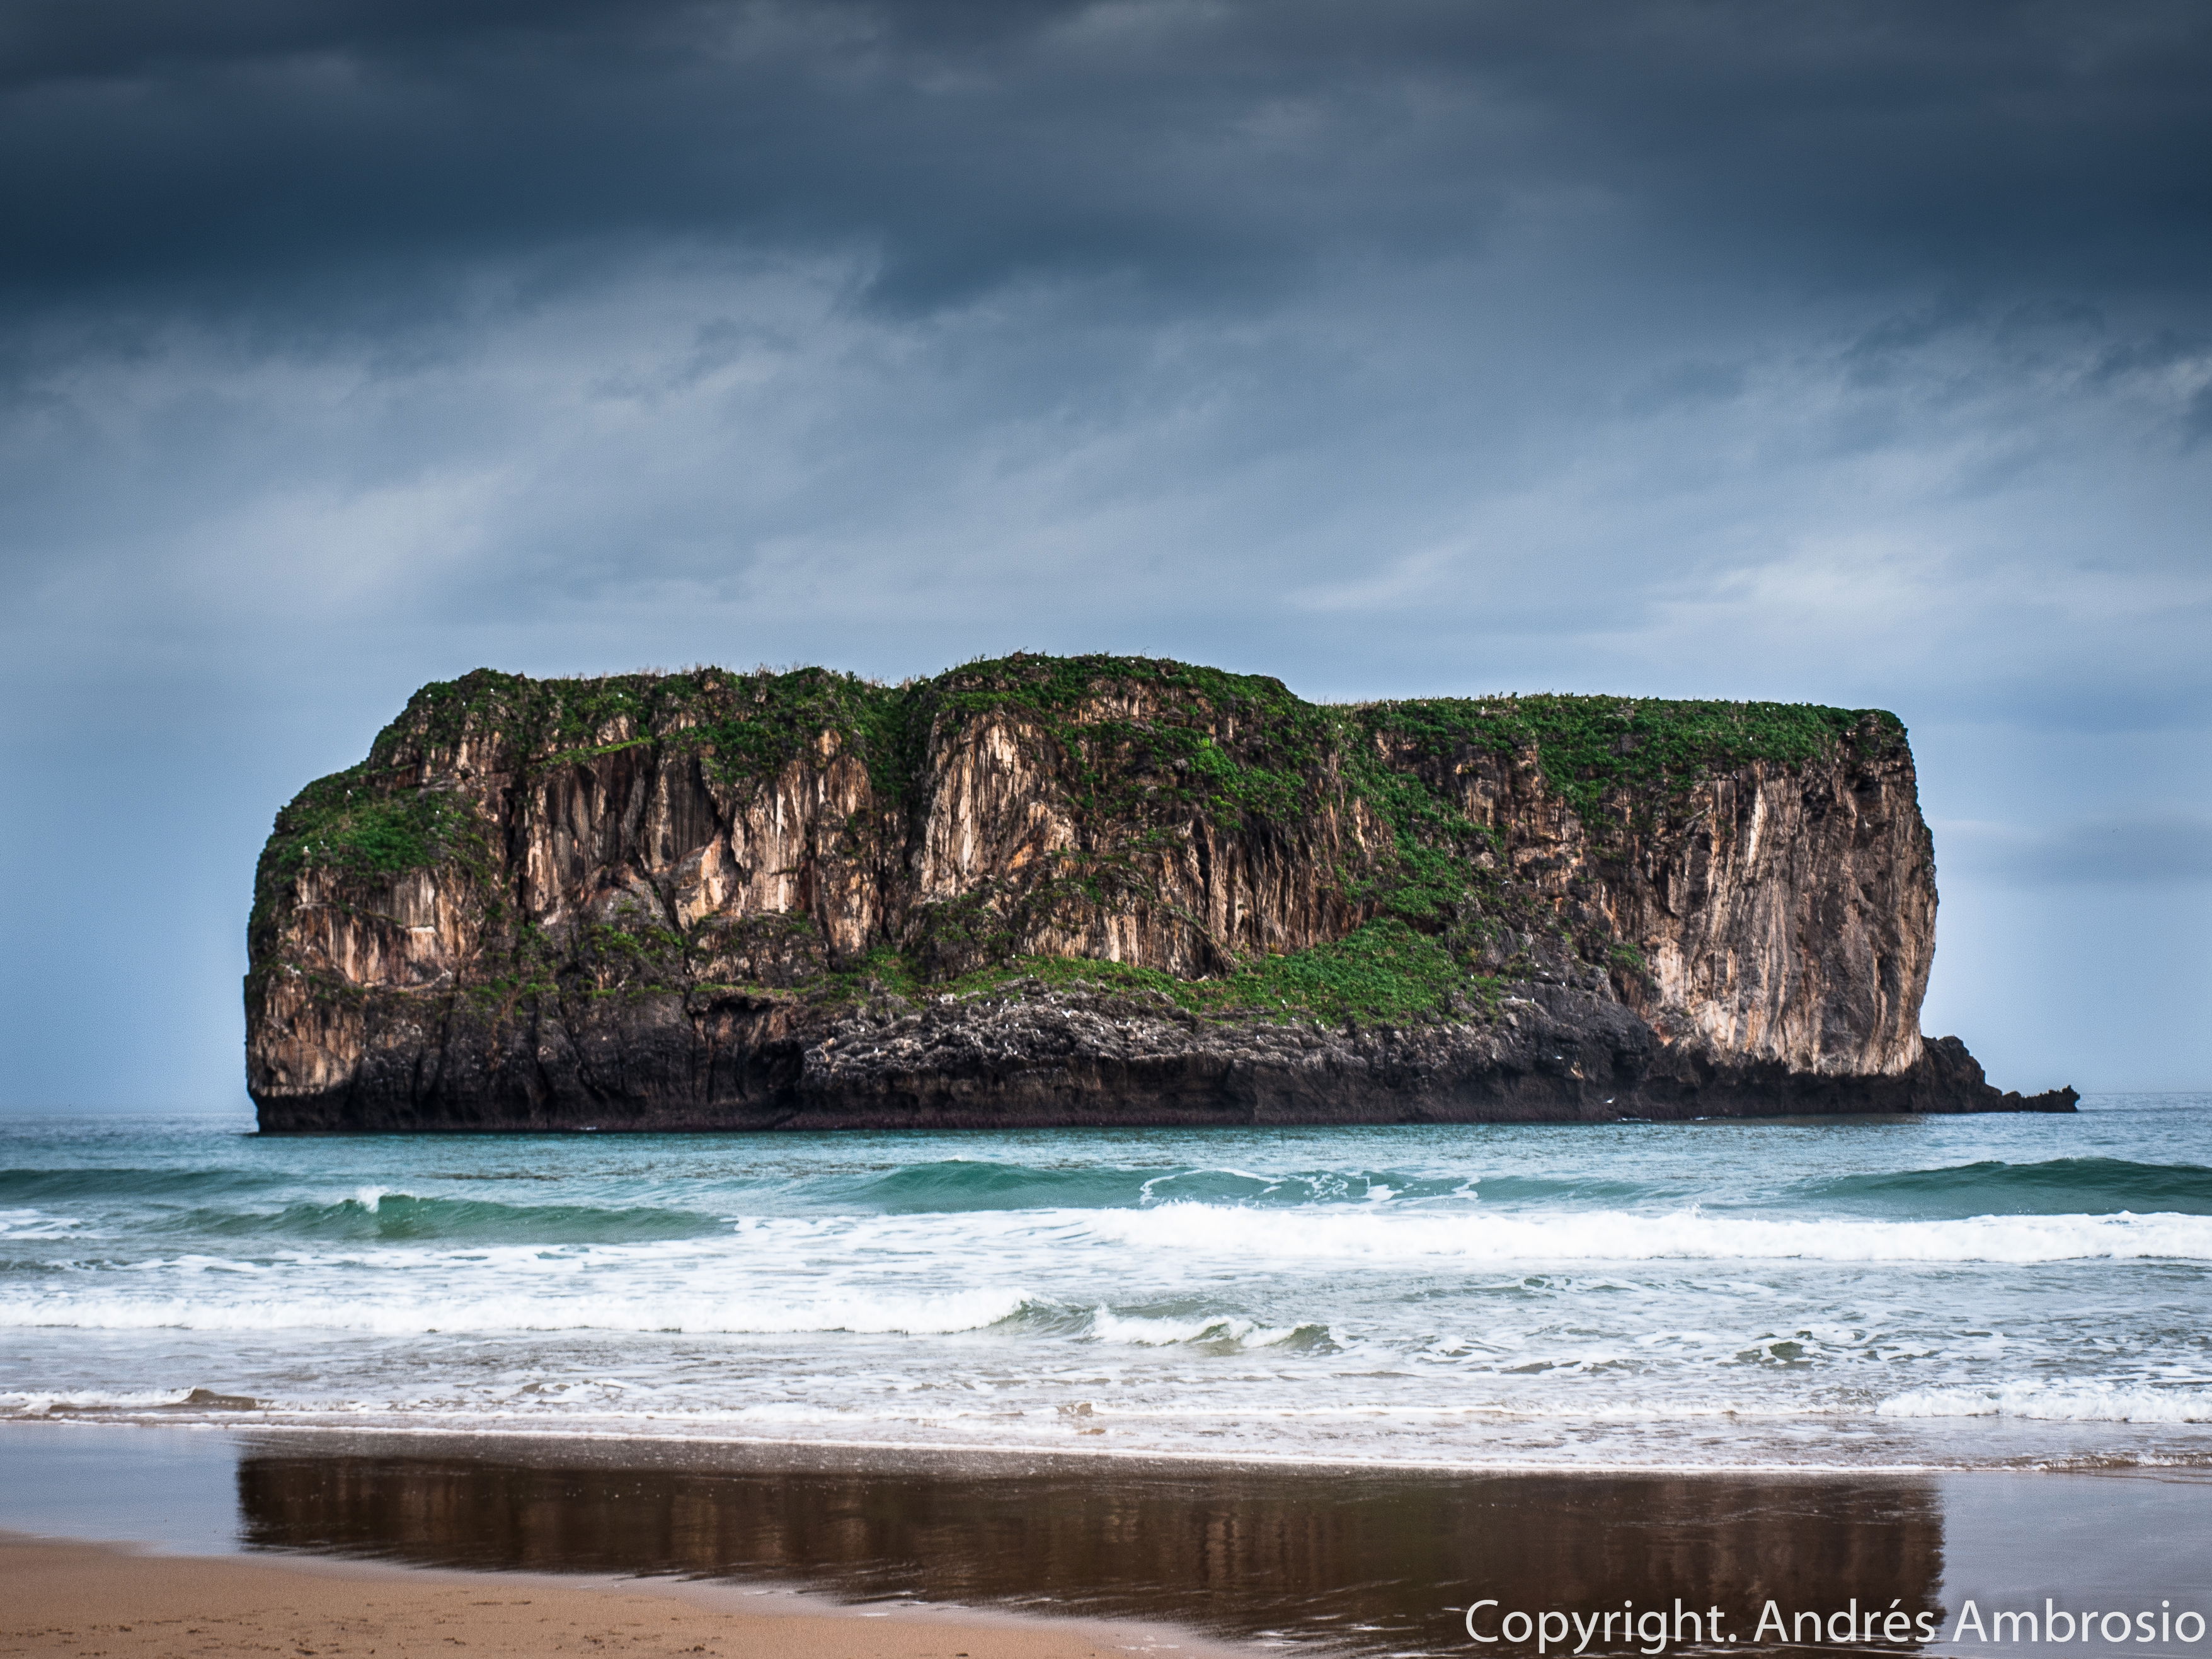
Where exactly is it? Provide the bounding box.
[245,655,2075,1130]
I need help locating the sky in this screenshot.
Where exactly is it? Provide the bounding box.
[2,0,2208,1110]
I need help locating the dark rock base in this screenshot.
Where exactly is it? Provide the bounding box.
[251,983,2076,1133]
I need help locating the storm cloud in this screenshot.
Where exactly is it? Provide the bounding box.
[8,1,2211,311]
[2,0,2208,1106]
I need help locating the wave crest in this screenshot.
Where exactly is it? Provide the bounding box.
[1809,1157,2212,1217]
[168,1190,723,1244]
[1081,1202,2212,1263]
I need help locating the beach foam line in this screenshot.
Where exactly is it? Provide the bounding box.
[0,1386,246,1415]
[18,1408,2212,1475]
[1075,1202,2212,1263]
[0,1289,1335,1349]
[1877,1381,2212,1423]
[0,1285,1036,1336]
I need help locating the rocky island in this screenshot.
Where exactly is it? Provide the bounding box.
[246,654,2074,1131]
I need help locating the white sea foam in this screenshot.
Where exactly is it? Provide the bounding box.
[0,1285,1033,1336]
[1877,1381,2212,1423]
[1078,1202,2212,1263]
[328,1197,2212,1268]
[0,1387,221,1416]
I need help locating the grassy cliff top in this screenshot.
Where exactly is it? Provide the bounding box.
[359,650,1904,809]
[260,653,1906,927]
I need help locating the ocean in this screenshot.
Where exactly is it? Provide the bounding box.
[4,1096,2209,1472]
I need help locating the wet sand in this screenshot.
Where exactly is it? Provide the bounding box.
[2,1424,2208,1657]
[0,1533,1193,1659]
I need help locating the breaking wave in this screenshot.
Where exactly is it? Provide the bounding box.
[835,1159,1490,1212]
[1079,1202,2212,1263]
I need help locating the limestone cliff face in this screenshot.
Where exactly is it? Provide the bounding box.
[1382,721,1933,1082]
[246,655,2072,1130]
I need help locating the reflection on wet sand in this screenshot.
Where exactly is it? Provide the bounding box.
[236,1438,1944,1655]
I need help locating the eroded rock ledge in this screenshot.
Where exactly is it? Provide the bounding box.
[246,654,2075,1130]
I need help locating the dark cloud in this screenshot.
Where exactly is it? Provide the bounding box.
[3,0,2209,323]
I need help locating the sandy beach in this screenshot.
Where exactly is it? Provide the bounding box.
[0,1533,1193,1659]
[4,1423,2211,1659]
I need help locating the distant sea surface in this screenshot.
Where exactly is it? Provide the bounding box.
[4,1096,2208,1471]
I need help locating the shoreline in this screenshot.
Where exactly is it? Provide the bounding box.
[7,1411,2210,1479]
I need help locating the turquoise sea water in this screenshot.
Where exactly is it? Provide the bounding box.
[3,1097,2209,1470]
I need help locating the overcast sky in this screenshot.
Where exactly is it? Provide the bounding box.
[3,0,2208,1110]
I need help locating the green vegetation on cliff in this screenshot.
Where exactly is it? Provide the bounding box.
[964,917,1489,1026]
[1367,694,1905,824]
[264,771,481,878]
[333,650,1898,850]
[369,663,921,798]
[247,766,490,955]
[774,914,1486,1026]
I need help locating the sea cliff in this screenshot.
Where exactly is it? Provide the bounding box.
[245,655,2074,1130]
